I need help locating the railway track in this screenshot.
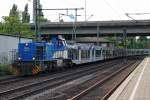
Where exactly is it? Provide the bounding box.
[30,59,132,100]
[0,77,26,85]
[0,59,123,100]
[0,58,142,100]
[0,59,119,86]
[67,60,141,100]
[0,59,120,92]
[0,71,65,86]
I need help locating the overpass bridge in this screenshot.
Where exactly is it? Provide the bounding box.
[30,20,150,38]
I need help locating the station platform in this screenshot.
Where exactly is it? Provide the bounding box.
[108,57,150,100]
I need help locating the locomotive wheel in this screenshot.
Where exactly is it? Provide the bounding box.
[13,67,21,76]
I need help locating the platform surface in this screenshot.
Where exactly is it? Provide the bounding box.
[108,57,150,100]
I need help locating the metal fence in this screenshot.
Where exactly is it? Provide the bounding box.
[0,49,18,64]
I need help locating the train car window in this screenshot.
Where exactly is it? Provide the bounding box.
[96,50,101,57]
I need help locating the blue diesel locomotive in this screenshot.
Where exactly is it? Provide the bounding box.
[12,35,73,75]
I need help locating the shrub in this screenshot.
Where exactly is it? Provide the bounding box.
[0,64,13,75]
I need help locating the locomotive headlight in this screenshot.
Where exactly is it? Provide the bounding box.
[32,57,35,60]
[18,57,21,60]
[25,43,28,46]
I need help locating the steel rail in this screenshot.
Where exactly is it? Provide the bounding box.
[67,61,137,100]
[0,77,25,85]
[101,61,141,100]
[0,60,118,87]
[0,61,119,100]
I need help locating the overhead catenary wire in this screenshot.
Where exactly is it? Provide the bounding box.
[112,0,127,19]
[103,0,122,20]
[126,13,150,15]
[125,13,150,22]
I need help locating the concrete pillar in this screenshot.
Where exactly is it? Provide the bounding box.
[93,50,96,61]
[97,23,100,46]
[79,49,81,61]
[101,49,103,60]
[90,50,92,60]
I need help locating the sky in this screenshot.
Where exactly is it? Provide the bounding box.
[0,0,150,22]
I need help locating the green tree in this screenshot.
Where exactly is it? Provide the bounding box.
[139,36,147,41]
[22,4,30,23]
[9,4,18,16]
[0,4,33,37]
[126,36,150,49]
[126,37,135,49]
[2,12,21,35]
[138,36,148,48]
[38,4,47,22]
[0,22,4,33]
[148,38,150,48]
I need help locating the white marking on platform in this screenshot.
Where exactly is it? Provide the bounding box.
[108,59,145,100]
[129,58,148,100]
